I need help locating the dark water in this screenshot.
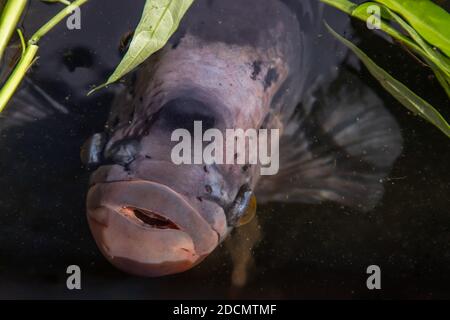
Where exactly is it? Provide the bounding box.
[0,0,449,299]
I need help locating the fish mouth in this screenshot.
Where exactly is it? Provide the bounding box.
[86,180,220,277]
[119,206,181,230]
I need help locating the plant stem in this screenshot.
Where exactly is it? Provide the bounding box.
[0,0,28,62]
[29,0,88,45]
[0,44,37,112]
[0,0,89,112]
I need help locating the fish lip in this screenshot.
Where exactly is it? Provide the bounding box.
[121,206,182,230]
[86,209,201,277]
[87,179,220,256]
[89,204,183,232]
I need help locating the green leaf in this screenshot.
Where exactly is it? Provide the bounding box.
[383,7,450,79]
[319,0,357,14]
[322,1,429,61]
[322,0,450,98]
[425,56,450,99]
[375,0,450,57]
[89,0,193,94]
[351,2,422,52]
[325,23,450,138]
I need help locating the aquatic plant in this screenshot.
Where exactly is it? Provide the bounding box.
[321,0,450,138]
[0,0,89,112]
[89,0,194,94]
[0,0,193,111]
[1,0,448,138]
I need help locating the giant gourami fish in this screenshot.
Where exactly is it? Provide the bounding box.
[1,0,402,277]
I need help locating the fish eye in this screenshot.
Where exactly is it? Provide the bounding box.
[155,97,218,134]
[236,193,257,227]
[227,184,257,227]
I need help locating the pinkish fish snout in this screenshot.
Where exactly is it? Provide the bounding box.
[86,180,222,277]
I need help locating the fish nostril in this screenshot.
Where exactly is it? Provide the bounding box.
[104,139,140,166]
[120,206,180,230]
[81,133,107,169]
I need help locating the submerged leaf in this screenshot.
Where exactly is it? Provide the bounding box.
[351,2,421,52]
[384,7,450,79]
[426,58,450,99]
[325,24,450,138]
[376,0,450,57]
[323,1,450,82]
[322,1,427,59]
[89,0,193,94]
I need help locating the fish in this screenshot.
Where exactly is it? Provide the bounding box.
[80,0,402,277]
[1,0,402,278]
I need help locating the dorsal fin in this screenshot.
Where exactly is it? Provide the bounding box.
[256,71,403,211]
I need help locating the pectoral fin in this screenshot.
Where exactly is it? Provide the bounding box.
[256,71,403,211]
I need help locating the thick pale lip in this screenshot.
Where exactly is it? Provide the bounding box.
[86,180,220,276]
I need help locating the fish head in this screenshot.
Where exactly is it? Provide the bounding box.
[84,101,259,277]
[84,46,283,277]
[84,99,251,277]
[83,0,301,277]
